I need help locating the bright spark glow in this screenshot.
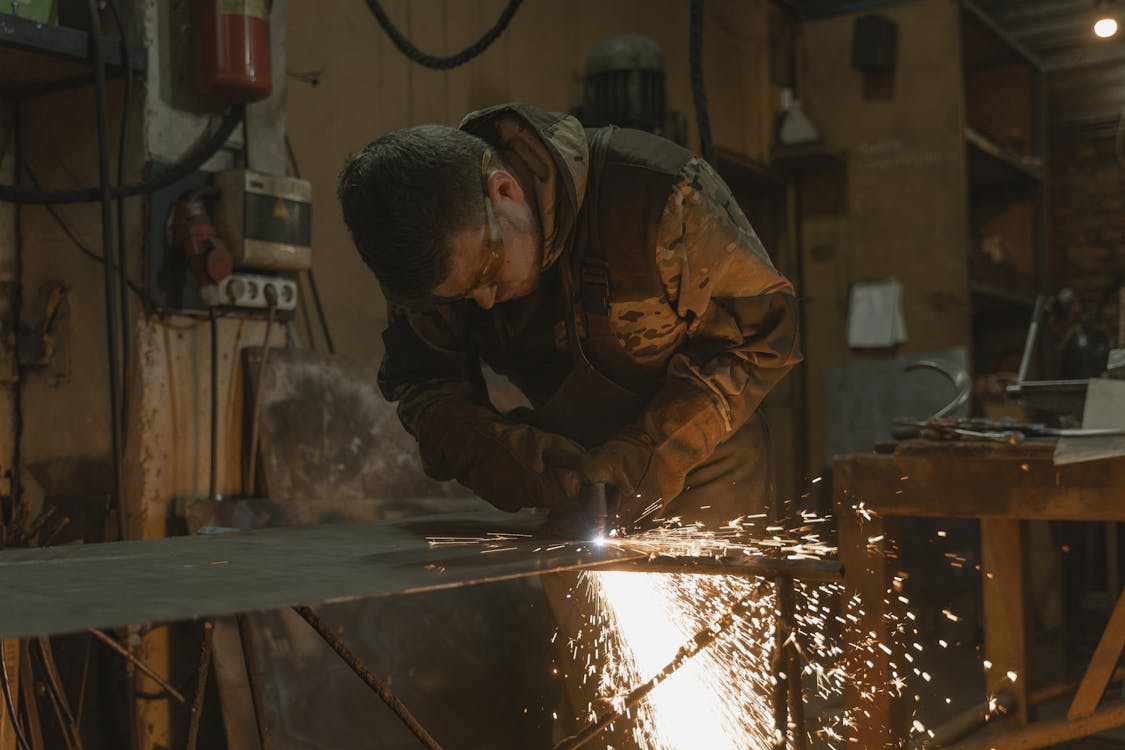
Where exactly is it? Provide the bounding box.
[1095,17,1118,37]
[426,512,929,748]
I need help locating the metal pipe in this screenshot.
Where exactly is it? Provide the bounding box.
[1012,295,1047,396]
[86,0,126,543]
[292,606,444,750]
[186,620,214,750]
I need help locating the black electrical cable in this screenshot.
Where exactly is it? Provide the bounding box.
[11,102,24,515]
[106,0,132,408]
[209,308,219,504]
[364,0,523,69]
[0,106,244,205]
[689,0,718,167]
[87,0,126,543]
[284,135,335,354]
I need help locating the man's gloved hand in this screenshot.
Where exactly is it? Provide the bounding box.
[578,429,661,528]
[420,412,585,512]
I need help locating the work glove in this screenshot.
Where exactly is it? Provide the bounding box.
[579,428,665,529]
[417,407,585,512]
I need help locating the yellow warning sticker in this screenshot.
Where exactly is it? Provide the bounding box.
[272,198,290,220]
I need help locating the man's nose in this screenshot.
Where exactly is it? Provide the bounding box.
[471,284,498,310]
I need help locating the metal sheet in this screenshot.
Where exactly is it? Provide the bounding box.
[0,509,641,639]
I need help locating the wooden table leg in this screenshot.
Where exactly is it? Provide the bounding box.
[980,519,1031,726]
[836,487,909,748]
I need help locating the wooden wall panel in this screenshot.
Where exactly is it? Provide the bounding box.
[286,0,777,358]
[800,0,971,471]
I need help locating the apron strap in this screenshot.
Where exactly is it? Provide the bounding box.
[579,126,616,349]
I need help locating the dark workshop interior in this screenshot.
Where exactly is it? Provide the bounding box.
[1,0,1125,748]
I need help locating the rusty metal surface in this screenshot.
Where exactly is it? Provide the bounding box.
[0,509,642,639]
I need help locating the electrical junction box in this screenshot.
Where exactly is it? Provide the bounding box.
[214,169,312,272]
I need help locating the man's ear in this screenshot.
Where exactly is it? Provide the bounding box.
[486,169,524,205]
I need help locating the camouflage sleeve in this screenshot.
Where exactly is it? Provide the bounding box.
[624,156,803,503]
[378,299,492,474]
[378,300,586,511]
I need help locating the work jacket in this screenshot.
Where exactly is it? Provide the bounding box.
[378,103,801,518]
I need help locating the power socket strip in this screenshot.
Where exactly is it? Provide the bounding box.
[201,273,298,311]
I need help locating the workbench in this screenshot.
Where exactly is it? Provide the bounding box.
[834,439,1125,749]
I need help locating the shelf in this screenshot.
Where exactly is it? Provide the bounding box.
[714,147,786,194]
[966,127,1043,189]
[770,142,847,173]
[969,281,1036,308]
[959,1,1042,71]
[0,11,147,98]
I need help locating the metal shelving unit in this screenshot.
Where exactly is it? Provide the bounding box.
[0,11,147,99]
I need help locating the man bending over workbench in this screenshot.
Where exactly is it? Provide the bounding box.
[337,102,801,536]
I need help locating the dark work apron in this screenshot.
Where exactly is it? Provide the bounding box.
[526,128,774,528]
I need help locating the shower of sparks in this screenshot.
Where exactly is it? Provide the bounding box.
[427,506,932,750]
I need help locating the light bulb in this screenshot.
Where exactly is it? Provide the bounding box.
[1094,17,1118,37]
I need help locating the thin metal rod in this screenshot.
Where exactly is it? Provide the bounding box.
[553,584,768,750]
[779,576,807,750]
[88,629,185,704]
[18,642,43,750]
[0,643,32,750]
[235,614,271,750]
[244,304,276,495]
[772,580,789,750]
[209,309,219,503]
[291,606,444,750]
[186,620,214,750]
[595,555,842,582]
[36,637,83,750]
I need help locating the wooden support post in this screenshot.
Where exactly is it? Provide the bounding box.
[980,519,1031,726]
[835,479,908,748]
[212,617,263,750]
[950,698,1125,750]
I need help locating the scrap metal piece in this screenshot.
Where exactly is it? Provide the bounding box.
[907,360,970,421]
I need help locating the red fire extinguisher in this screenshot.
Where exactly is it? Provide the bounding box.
[195,0,273,104]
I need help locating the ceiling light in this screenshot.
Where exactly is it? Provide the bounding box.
[1094,17,1119,37]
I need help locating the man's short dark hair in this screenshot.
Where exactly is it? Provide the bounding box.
[338,124,490,299]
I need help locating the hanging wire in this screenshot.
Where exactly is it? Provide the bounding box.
[363,0,523,69]
[689,0,717,167]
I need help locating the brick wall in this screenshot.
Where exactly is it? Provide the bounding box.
[1049,133,1125,344]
